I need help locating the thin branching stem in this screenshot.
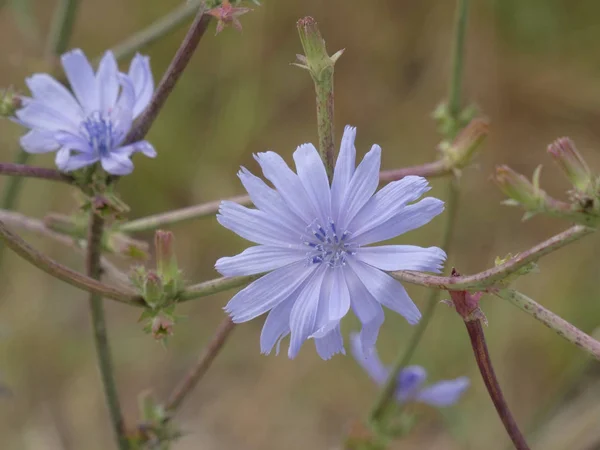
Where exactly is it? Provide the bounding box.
[465,320,530,449]
[165,317,235,414]
[124,7,211,145]
[107,0,203,62]
[0,163,72,183]
[118,163,460,234]
[0,219,143,305]
[369,178,460,423]
[46,0,81,58]
[85,213,129,449]
[448,0,469,120]
[496,289,600,360]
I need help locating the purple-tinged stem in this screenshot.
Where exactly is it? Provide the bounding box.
[165,317,235,414]
[379,160,451,182]
[0,163,72,183]
[465,320,530,450]
[124,7,211,145]
[0,219,143,305]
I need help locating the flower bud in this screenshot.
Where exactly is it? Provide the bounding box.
[443,118,489,168]
[295,17,343,80]
[151,315,174,340]
[0,87,22,118]
[155,230,181,291]
[547,137,593,193]
[494,165,546,210]
[143,271,164,309]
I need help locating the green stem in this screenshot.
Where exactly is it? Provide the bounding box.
[496,289,600,360]
[369,179,460,423]
[447,0,469,121]
[46,0,81,58]
[314,76,335,178]
[86,213,129,449]
[108,0,202,62]
[119,194,250,233]
[296,17,338,179]
[392,225,594,291]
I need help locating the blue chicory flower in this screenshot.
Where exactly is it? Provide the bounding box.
[16,49,156,175]
[350,333,469,406]
[215,126,446,359]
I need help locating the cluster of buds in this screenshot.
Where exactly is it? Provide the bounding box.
[127,392,181,449]
[131,230,184,342]
[493,137,600,225]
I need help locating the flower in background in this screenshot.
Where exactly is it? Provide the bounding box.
[350,333,469,406]
[16,49,156,175]
[215,126,446,359]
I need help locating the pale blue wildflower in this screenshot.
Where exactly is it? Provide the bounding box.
[215,126,446,359]
[16,49,155,175]
[350,333,469,406]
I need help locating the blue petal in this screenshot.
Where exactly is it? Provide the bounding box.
[356,245,446,272]
[55,147,71,170]
[16,102,79,133]
[293,143,331,225]
[217,201,304,247]
[56,150,99,172]
[20,130,59,154]
[215,245,306,277]
[338,145,381,229]
[238,167,305,235]
[331,126,356,221]
[288,266,328,359]
[396,366,427,401]
[349,176,430,237]
[349,332,389,384]
[344,266,385,353]
[96,51,119,112]
[311,268,350,339]
[100,153,134,175]
[61,49,99,113]
[113,141,157,158]
[415,377,470,407]
[128,53,154,118]
[111,74,136,141]
[314,324,345,360]
[25,74,82,124]
[254,151,318,224]
[347,259,421,325]
[260,297,294,355]
[225,261,317,323]
[352,197,444,246]
[54,131,92,153]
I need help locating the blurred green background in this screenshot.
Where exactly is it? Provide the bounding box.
[1,0,600,449]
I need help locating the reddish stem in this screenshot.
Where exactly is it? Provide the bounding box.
[465,320,530,450]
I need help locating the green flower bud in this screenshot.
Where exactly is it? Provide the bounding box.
[547,137,593,193]
[494,165,546,210]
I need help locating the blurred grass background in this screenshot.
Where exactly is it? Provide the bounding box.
[1,0,600,449]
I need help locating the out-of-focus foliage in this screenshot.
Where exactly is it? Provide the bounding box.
[0,1,599,449]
